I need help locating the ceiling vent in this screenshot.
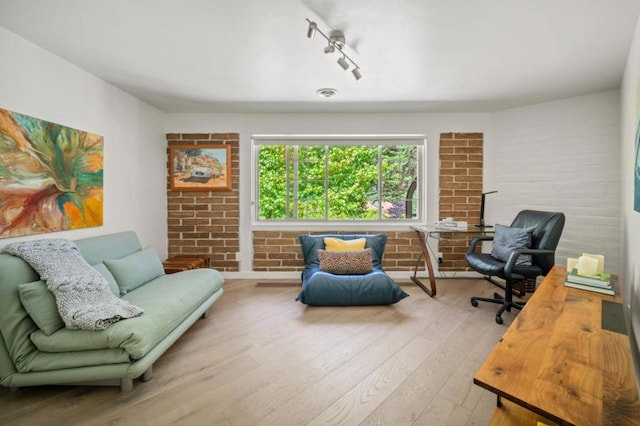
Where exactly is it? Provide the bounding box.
[316,88,338,98]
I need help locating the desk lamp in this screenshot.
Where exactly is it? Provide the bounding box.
[476,190,497,228]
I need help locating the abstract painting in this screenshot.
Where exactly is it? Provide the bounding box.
[0,108,103,238]
[169,144,232,191]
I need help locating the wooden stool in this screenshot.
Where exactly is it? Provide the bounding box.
[163,255,210,274]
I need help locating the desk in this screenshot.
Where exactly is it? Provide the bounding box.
[474,266,640,425]
[410,226,492,297]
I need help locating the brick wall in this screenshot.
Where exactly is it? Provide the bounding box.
[165,132,483,274]
[438,132,484,270]
[166,133,240,272]
[253,231,422,272]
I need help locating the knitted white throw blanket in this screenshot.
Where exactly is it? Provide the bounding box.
[3,239,143,331]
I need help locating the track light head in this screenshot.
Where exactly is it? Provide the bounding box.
[324,43,335,54]
[307,21,317,39]
[337,56,349,70]
[352,68,362,80]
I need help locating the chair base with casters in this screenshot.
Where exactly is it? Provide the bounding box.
[465,210,566,324]
[472,271,537,324]
[471,291,525,325]
[482,276,526,298]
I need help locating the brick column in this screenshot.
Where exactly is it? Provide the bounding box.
[438,132,483,270]
[166,133,240,272]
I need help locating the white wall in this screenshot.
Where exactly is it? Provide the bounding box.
[621,14,640,302]
[488,90,621,273]
[0,27,168,255]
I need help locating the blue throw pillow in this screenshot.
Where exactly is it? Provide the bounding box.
[491,224,533,266]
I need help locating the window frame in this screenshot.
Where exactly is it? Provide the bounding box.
[251,134,426,230]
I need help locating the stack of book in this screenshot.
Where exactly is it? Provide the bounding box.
[564,268,616,295]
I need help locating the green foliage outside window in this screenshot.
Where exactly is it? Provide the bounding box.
[258,144,419,220]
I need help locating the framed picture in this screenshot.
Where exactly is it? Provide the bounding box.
[169,144,232,191]
[0,108,103,238]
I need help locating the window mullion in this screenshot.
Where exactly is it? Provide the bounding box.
[292,146,298,220]
[377,146,382,220]
[324,146,329,220]
[284,146,289,219]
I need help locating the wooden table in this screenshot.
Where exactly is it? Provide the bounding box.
[162,255,210,274]
[474,265,640,425]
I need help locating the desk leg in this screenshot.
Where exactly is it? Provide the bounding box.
[411,230,437,297]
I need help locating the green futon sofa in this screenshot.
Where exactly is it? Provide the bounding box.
[0,231,224,392]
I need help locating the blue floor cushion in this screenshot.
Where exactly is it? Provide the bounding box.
[296,234,409,306]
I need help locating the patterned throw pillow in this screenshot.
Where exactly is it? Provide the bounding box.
[318,248,373,275]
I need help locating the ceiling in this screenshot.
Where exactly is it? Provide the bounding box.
[1,0,639,113]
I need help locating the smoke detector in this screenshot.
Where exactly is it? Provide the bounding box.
[316,88,338,98]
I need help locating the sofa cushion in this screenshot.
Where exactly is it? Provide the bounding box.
[92,263,120,296]
[75,231,142,265]
[0,261,40,373]
[318,248,373,275]
[30,268,224,359]
[12,264,126,338]
[17,280,64,336]
[16,348,131,373]
[104,246,165,295]
[0,253,40,288]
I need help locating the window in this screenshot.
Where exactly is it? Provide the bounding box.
[253,135,424,223]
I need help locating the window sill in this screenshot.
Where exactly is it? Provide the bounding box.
[251,221,424,232]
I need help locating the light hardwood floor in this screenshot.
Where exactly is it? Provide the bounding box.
[0,278,516,426]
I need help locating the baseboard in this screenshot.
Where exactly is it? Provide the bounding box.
[221,270,484,280]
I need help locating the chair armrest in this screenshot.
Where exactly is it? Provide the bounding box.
[504,248,555,276]
[467,235,494,255]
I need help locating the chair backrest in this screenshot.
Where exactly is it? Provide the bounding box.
[511,210,565,274]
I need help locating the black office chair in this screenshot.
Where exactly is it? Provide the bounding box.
[466,210,565,324]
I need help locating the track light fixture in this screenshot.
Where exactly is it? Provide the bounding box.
[305,18,362,80]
